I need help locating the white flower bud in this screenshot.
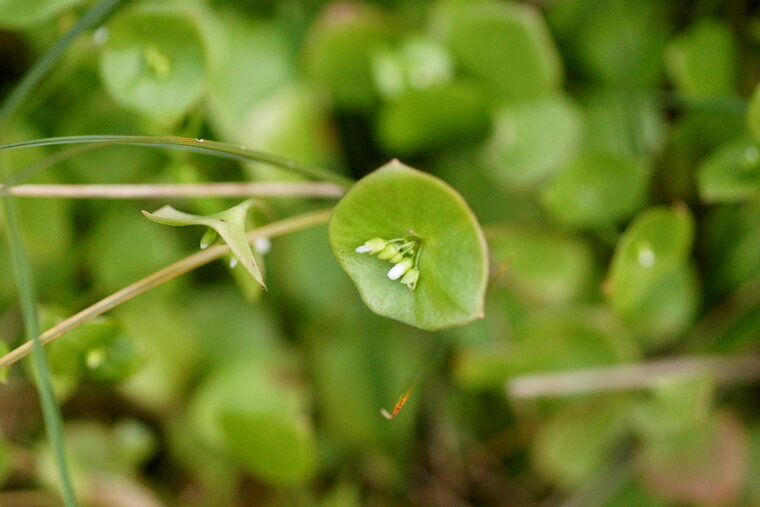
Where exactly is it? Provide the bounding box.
[400,268,419,289]
[377,244,400,260]
[388,258,413,280]
[356,237,387,254]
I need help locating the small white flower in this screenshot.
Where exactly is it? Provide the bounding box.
[254,237,271,254]
[229,257,238,268]
[388,258,413,280]
[355,245,373,253]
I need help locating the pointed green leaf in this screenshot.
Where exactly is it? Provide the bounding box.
[329,160,488,330]
[142,200,266,289]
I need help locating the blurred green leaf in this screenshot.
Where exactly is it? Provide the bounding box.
[36,420,158,502]
[305,2,391,109]
[0,340,7,383]
[376,81,489,155]
[143,199,266,289]
[0,435,8,486]
[205,15,293,138]
[702,203,760,296]
[698,137,760,203]
[117,298,201,411]
[581,90,666,160]
[188,361,315,485]
[749,82,760,144]
[487,224,594,305]
[548,0,670,87]
[329,160,488,330]
[99,2,207,121]
[220,412,315,485]
[743,424,760,504]
[603,479,669,507]
[638,412,746,506]
[665,19,736,98]
[531,398,632,489]
[433,0,562,99]
[237,84,336,181]
[621,263,700,347]
[631,376,714,439]
[541,151,649,228]
[606,205,694,315]
[86,209,182,294]
[456,306,640,388]
[371,36,454,100]
[0,0,84,28]
[483,93,582,188]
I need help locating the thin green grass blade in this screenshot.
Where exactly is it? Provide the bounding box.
[0,2,131,506]
[1,196,78,506]
[0,135,354,187]
[0,0,127,125]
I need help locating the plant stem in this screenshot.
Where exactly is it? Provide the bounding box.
[0,208,333,371]
[506,354,760,399]
[0,135,355,187]
[2,182,346,199]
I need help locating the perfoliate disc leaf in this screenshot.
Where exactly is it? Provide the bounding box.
[329,160,488,330]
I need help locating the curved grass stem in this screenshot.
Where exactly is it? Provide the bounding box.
[0,208,332,371]
[0,135,354,187]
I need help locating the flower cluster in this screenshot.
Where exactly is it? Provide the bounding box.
[355,236,422,290]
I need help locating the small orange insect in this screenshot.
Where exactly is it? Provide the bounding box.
[381,387,413,420]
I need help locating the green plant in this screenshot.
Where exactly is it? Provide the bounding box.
[2,1,760,506]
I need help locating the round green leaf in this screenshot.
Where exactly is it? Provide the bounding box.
[532,398,631,489]
[219,412,315,485]
[606,205,694,315]
[99,4,207,121]
[487,225,593,305]
[433,0,562,99]
[541,151,649,228]
[0,0,83,28]
[304,2,391,109]
[483,93,582,188]
[665,19,736,98]
[329,160,488,330]
[698,137,760,203]
[376,82,489,155]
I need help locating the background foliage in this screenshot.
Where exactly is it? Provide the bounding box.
[2,0,760,505]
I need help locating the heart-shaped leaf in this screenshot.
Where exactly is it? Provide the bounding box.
[143,200,266,289]
[329,160,488,330]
